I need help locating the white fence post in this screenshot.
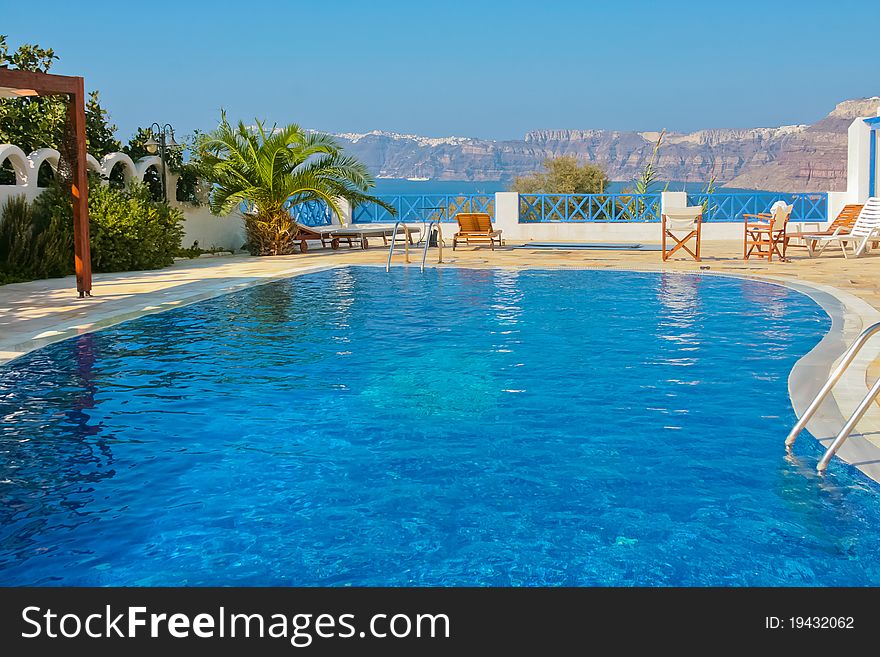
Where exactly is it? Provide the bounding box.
[494,192,520,240]
[847,118,873,203]
[826,191,850,224]
[336,197,352,226]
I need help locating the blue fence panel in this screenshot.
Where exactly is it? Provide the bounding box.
[289,199,332,226]
[519,193,663,222]
[352,194,495,223]
[685,192,827,222]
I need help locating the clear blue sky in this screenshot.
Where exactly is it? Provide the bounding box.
[2,0,876,142]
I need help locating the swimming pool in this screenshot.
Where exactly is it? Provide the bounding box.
[2,267,879,586]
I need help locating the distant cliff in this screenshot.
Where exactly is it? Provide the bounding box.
[327,97,880,192]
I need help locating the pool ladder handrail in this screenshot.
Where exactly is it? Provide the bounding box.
[785,321,880,472]
[385,221,412,272]
[386,220,443,272]
[420,220,443,272]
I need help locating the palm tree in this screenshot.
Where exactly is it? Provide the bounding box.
[196,112,394,255]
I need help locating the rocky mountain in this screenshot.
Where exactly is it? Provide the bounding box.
[327,97,880,192]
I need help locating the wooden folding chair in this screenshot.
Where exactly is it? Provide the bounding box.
[743,203,791,262]
[661,207,703,261]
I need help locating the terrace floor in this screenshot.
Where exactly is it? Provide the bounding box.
[2,240,880,478]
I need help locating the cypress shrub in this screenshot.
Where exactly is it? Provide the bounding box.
[0,195,39,276]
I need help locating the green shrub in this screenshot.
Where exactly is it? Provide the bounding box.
[30,184,76,277]
[0,180,184,284]
[0,195,36,274]
[511,156,609,195]
[88,182,184,272]
[0,193,73,279]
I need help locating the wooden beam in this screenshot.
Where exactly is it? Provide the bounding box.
[0,68,93,296]
[67,77,92,297]
[0,68,80,95]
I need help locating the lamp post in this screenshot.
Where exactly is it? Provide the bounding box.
[143,122,179,202]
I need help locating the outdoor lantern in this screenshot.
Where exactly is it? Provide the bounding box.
[144,135,159,154]
[166,131,179,149]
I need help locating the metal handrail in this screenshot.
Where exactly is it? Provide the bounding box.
[420,221,443,272]
[817,376,880,472]
[385,222,411,272]
[784,321,880,472]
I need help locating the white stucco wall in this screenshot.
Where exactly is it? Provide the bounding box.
[489,219,748,243]
[179,206,246,251]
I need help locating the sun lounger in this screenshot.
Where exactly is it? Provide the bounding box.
[786,204,862,250]
[330,224,420,250]
[292,219,421,252]
[292,222,362,252]
[452,213,503,250]
[804,197,880,258]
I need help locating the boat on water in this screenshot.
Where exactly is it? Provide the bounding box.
[407,163,429,181]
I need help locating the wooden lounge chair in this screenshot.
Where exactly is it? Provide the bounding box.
[743,203,792,262]
[292,220,420,252]
[785,204,862,251]
[452,213,503,250]
[661,207,702,261]
[293,222,359,252]
[804,197,880,258]
[331,224,419,250]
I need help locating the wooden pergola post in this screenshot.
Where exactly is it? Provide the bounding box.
[0,69,92,297]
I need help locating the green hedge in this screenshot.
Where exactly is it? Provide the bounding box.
[0,179,184,282]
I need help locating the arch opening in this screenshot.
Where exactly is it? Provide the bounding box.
[37,160,56,187]
[0,158,16,186]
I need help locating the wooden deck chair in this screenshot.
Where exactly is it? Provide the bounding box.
[452,213,503,250]
[786,204,862,251]
[805,197,880,258]
[743,203,792,262]
[292,222,360,252]
[661,207,703,261]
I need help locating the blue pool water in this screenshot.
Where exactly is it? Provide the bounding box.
[2,267,880,586]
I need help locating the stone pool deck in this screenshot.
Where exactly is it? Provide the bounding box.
[2,240,879,480]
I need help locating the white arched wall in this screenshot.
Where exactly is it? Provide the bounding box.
[135,155,163,180]
[29,148,61,188]
[0,144,30,187]
[0,145,173,204]
[86,154,102,175]
[0,143,245,251]
[100,152,138,184]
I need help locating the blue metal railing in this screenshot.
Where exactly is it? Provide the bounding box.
[352,194,494,223]
[519,193,663,222]
[289,199,332,226]
[685,192,827,222]
[285,191,828,227]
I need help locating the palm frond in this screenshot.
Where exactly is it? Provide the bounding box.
[198,113,392,252]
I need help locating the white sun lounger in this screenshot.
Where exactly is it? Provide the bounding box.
[804,197,880,258]
[293,215,422,251]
